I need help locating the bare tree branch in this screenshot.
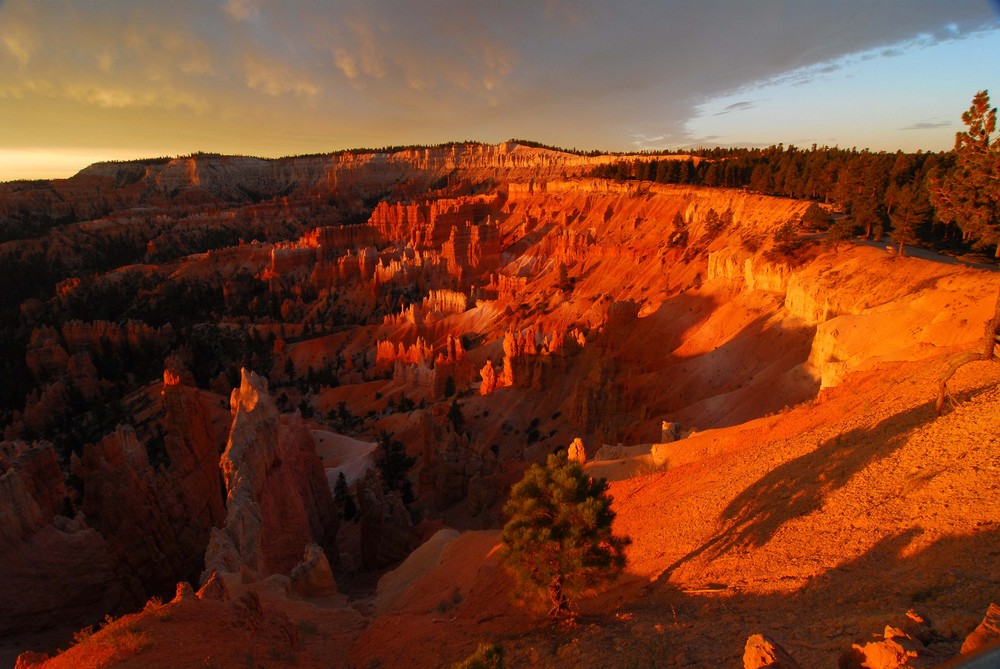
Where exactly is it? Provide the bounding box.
[936,286,1000,415]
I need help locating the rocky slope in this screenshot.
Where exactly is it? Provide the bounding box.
[3,145,999,668]
[0,372,227,636]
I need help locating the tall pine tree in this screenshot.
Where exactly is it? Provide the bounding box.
[932,90,1000,257]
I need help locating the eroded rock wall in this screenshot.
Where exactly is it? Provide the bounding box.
[203,369,337,582]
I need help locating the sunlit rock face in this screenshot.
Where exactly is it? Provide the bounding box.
[203,369,337,583]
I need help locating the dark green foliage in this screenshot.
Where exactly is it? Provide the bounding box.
[334,472,359,521]
[500,452,630,618]
[389,393,416,413]
[448,398,465,434]
[668,211,688,247]
[801,203,832,231]
[825,216,856,247]
[749,163,773,193]
[589,144,982,257]
[328,401,361,433]
[703,208,723,234]
[556,262,572,292]
[890,182,932,255]
[451,642,504,669]
[931,90,1000,257]
[187,324,272,390]
[376,431,415,507]
[771,220,802,256]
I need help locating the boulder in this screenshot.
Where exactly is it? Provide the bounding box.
[743,633,802,669]
[848,626,932,669]
[961,603,1000,656]
[196,572,230,601]
[289,544,337,598]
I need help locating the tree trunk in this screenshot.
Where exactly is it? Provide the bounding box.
[547,574,568,618]
[936,287,1000,414]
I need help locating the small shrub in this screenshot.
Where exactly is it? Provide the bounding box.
[96,614,153,658]
[770,219,802,256]
[436,586,464,613]
[740,233,764,253]
[72,625,94,645]
[452,642,504,669]
[801,202,832,231]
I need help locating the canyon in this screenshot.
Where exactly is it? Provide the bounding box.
[0,142,998,668]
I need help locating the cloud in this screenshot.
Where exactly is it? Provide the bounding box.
[2,34,30,66]
[900,120,952,130]
[332,49,359,80]
[714,101,755,116]
[225,0,260,22]
[0,0,996,161]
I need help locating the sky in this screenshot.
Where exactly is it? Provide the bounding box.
[1,0,999,181]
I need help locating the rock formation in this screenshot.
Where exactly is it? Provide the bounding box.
[196,572,230,601]
[847,625,933,669]
[358,468,418,570]
[961,603,1000,656]
[289,543,338,598]
[0,441,119,634]
[376,334,471,400]
[74,372,226,597]
[203,369,337,582]
[0,370,227,635]
[743,634,802,669]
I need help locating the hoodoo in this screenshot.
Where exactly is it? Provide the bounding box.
[3,135,999,668]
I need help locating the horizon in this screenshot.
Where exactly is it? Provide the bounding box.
[1,1,999,181]
[0,138,968,185]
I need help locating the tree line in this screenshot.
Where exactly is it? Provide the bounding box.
[591,90,1000,259]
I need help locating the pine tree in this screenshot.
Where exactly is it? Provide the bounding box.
[500,452,629,618]
[890,182,931,256]
[801,203,832,231]
[932,90,1000,257]
[448,398,465,434]
[376,431,415,507]
[334,471,359,521]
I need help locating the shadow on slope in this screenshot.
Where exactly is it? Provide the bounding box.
[619,526,1000,669]
[661,399,938,572]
